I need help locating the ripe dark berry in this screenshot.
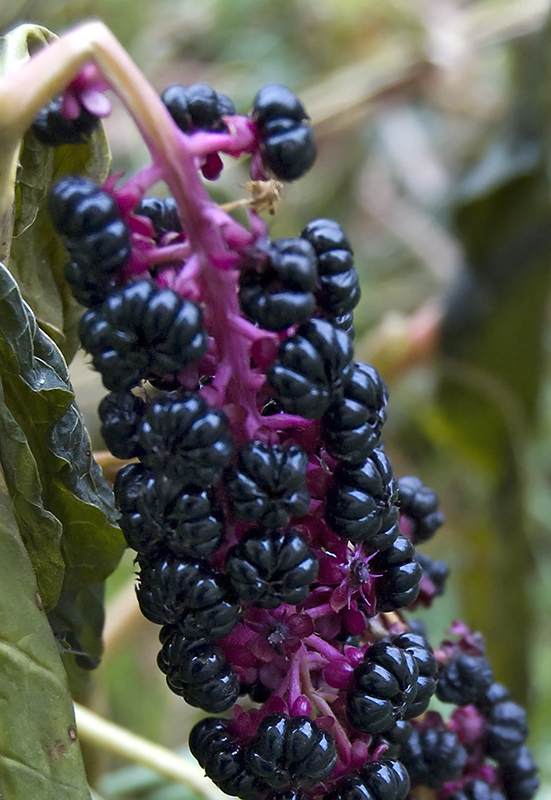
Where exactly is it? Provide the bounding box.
[499,745,539,800]
[162,83,235,133]
[322,362,388,465]
[326,449,399,548]
[414,552,450,601]
[135,196,183,238]
[371,534,422,612]
[399,727,468,789]
[114,462,224,558]
[136,554,239,639]
[392,631,437,718]
[436,653,494,706]
[484,698,529,762]
[246,713,337,790]
[239,238,318,331]
[328,758,410,800]
[448,779,507,800]
[98,391,146,459]
[397,475,445,544]
[32,95,99,146]
[157,626,239,713]
[79,282,208,391]
[138,391,233,485]
[64,260,122,307]
[225,527,318,607]
[50,176,131,273]
[346,640,419,735]
[252,85,316,182]
[225,441,310,527]
[301,218,361,317]
[267,318,354,419]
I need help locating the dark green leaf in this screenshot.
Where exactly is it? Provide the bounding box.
[0,260,124,613]
[0,464,91,800]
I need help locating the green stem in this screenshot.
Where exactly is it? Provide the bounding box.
[73,703,225,800]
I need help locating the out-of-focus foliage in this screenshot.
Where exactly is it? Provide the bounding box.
[2,0,551,796]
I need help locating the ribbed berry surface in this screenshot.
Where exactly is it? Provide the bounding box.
[499,745,539,800]
[114,462,224,558]
[225,527,318,607]
[157,626,239,712]
[267,318,354,419]
[323,361,388,465]
[225,441,310,527]
[246,713,337,790]
[138,391,233,484]
[79,281,208,390]
[399,727,468,789]
[370,534,422,612]
[162,82,235,132]
[252,85,316,181]
[98,391,146,459]
[327,758,410,800]
[135,196,183,238]
[346,640,420,734]
[301,218,361,317]
[32,95,99,146]
[448,779,507,800]
[189,717,269,799]
[436,653,494,706]
[326,449,399,547]
[136,553,239,639]
[397,476,445,544]
[239,238,318,331]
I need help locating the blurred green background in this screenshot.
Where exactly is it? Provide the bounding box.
[2,0,551,797]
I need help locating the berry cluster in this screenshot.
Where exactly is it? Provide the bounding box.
[40,72,538,800]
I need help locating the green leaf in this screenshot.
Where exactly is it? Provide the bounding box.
[0,260,124,613]
[0,23,111,363]
[0,464,91,800]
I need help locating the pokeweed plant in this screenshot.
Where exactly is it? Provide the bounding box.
[0,19,540,800]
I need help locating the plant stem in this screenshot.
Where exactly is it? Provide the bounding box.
[73,703,226,800]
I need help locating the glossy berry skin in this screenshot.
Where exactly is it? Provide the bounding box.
[239,238,318,331]
[346,641,419,735]
[252,85,316,181]
[32,95,99,146]
[79,281,208,390]
[484,698,529,762]
[114,462,224,558]
[436,653,494,706]
[327,758,410,800]
[225,527,318,607]
[138,391,233,485]
[326,449,399,548]
[162,82,235,132]
[135,196,183,238]
[267,318,354,419]
[246,713,338,790]
[49,176,131,273]
[189,717,269,800]
[135,553,239,639]
[157,626,239,713]
[397,475,445,544]
[448,780,506,800]
[371,534,422,612]
[226,441,310,527]
[499,745,539,800]
[399,727,468,789]
[301,218,361,317]
[323,362,388,465]
[414,552,449,600]
[391,631,437,718]
[98,391,146,459]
